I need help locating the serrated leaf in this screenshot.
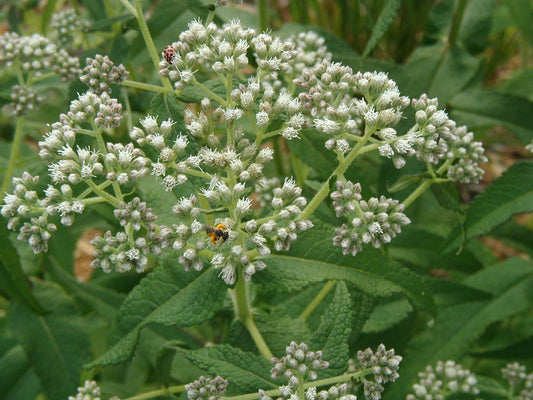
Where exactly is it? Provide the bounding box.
[185,345,277,393]
[0,224,47,314]
[46,255,124,321]
[86,267,227,368]
[310,281,351,376]
[450,91,533,143]
[256,224,436,316]
[0,345,40,400]
[362,0,403,57]
[384,258,533,399]
[7,282,91,400]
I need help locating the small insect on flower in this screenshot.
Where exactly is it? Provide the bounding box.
[163,45,175,64]
[205,223,229,245]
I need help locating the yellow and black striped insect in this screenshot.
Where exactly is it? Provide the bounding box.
[205,223,229,245]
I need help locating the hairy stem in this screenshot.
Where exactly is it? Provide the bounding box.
[124,385,185,400]
[300,126,375,220]
[134,0,173,91]
[0,117,24,202]
[122,79,168,93]
[231,276,274,360]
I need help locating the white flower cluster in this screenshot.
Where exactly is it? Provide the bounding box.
[49,7,90,48]
[331,180,410,255]
[406,360,479,400]
[68,380,120,400]
[411,94,487,183]
[0,31,80,115]
[501,362,533,400]
[185,376,228,400]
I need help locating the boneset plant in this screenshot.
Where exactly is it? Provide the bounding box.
[1,2,533,400]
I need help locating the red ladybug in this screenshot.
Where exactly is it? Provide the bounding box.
[163,45,175,64]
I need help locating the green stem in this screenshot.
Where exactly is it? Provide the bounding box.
[192,79,228,106]
[134,0,173,91]
[118,0,137,17]
[224,368,373,400]
[122,79,168,93]
[401,179,433,209]
[86,181,121,207]
[299,280,336,320]
[299,126,375,220]
[0,117,24,203]
[124,385,185,400]
[231,276,274,359]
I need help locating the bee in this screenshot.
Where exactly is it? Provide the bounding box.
[163,45,175,64]
[205,223,229,245]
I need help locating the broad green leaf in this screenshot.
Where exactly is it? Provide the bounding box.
[492,220,533,257]
[46,255,125,321]
[349,290,376,345]
[7,282,91,400]
[449,91,533,143]
[310,281,351,376]
[362,0,403,57]
[363,298,412,334]
[86,267,227,368]
[397,44,479,104]
[185,345,277,393]
[498,69,533,101]
[384,258,533,399]
[465,161,533,239]
[431,181,463,213]
[0,224,46,314]
[256,315,311,357]
[256,224,436,316]
[390,227,484,272]
[0,345,40,400]
[136,175,180,225]
[458,0,495,54]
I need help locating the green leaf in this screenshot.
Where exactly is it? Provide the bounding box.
[178,78,226,104]
[505,0,533,47]
[492,220,533,257]
[0,345,40,400]
[151,92,187,133]
[7,281,92,400]
[397,44,479,104]
[458,0,495,54]
[256,224,436,316]
[256,315,311,356]
[46,255,125,321]
[0,224,47,314]
[384,258,533,399]
[287,129,335,180]
[363,297,412,334]
[465,161,533,239]
[42,0,59,35]
[431,181,463,213]
[185,345,277,393]
[449,91,533,143]
[310,281,351,376]
[362,0,403,58]
[86,267,227,368]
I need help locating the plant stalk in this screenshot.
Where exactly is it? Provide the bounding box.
[0,117,24,203]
